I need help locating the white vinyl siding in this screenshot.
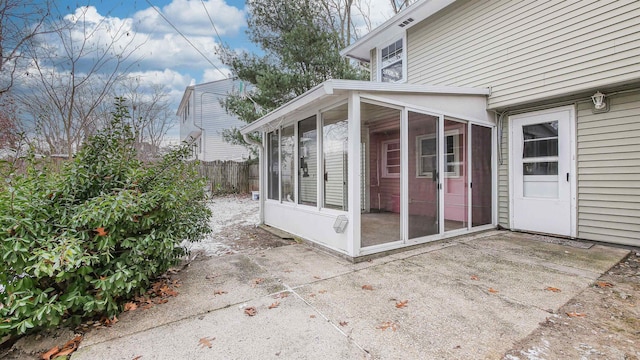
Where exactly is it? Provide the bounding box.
[498,116,509,228]
[576,90,640,247]
[299,147,317,203]
[406,0,640,109]
[324,149,347,209]
[180,79,250,161]
[370,48,378,82]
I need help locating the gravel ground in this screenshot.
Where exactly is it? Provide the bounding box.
[183,194,261,256]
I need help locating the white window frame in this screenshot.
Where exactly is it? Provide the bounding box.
[381,139,400,178]
[416,130,460,179]
[378,36,407,83]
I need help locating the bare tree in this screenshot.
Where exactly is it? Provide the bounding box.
[0,0,57,95]
[113,76,175,160]
[17,5,143,157]
[316,0,376,46]
[0,94,19,149]
[389,0,417,14]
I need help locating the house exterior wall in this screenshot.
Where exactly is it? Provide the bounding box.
[179,79,250,161]
[497,115,509,228]
[370,49,377,82]
[498,90,640,246]
[402,0,640,110]
[576,90,640,246]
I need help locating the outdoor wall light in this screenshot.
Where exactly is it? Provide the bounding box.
[591,91,606,110]
[333,215,349,233]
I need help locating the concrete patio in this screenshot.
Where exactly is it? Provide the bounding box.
[70,230,629,359]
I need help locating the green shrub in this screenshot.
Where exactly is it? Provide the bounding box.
[0,98,211,337]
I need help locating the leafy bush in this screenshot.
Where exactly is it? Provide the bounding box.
[0,98,211,337]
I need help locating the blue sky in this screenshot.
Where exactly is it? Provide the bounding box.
[33,0,394,141]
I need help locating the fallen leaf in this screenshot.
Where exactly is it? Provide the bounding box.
[95,227,108,237]
[361,285,374,291]
[488,288,499,294]
[470,275,479,281]
[198,336,216,349]
[566,311,586,318]
[309,315,316,318]
[395,300,409,309]
[132,357,143,360]
[41,346,60,360]
[54,335,82,358]
[545,287,561,293]
[376,321,398,331]
[274,292,289,299]
[339,321,348,326]
[53,347,75,357]
[213,290,228,296]
[244,307,257,316]
[595,281,614,288]
[318,290,327,294]
[205,274,219,280]
[101,316,118,326]
[284,269,293,273]
[268,301,280,309]
[313,275,321,279]
[309,293,316,297]
[124,302,138,311]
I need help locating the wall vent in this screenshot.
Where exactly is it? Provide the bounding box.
[398,18,414,27]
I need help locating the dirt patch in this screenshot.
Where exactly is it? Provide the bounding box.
[503,251,640,360]
[214,224,295,255]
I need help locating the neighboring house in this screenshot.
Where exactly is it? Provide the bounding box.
[178,78,250,162]
[240,0,640,260]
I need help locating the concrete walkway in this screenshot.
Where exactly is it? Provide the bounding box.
[71,230,628,359]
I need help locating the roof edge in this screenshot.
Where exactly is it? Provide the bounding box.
[340,0,456,61]
[240,79,489,134]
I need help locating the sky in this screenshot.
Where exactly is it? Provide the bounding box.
[38,0,396,141]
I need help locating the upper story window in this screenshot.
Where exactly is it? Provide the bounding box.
[380,38,405,83]
[182,100,190,123]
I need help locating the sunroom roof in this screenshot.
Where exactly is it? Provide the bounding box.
[240,79,490,134]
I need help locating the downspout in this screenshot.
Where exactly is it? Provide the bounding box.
[243,132,265,224]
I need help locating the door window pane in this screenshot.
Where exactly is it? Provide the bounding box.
[523,121,558,158]
[523,162,558,175]
[298,116,317,206]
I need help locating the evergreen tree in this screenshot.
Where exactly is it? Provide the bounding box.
[217,0,367,147]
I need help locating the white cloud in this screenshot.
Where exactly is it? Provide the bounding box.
[133,0,245,37]
[202,67,232,83]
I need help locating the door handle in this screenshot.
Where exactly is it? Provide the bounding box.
[566,173,569,182]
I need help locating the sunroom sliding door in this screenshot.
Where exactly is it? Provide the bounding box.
[408,111,439,239]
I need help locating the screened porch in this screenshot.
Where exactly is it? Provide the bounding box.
[241,80,496,259]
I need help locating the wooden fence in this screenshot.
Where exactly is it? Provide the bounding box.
[198,160,259,194]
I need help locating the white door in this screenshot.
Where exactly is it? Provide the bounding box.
[511,107,575,237]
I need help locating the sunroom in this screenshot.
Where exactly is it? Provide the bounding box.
[241,80,495,260]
